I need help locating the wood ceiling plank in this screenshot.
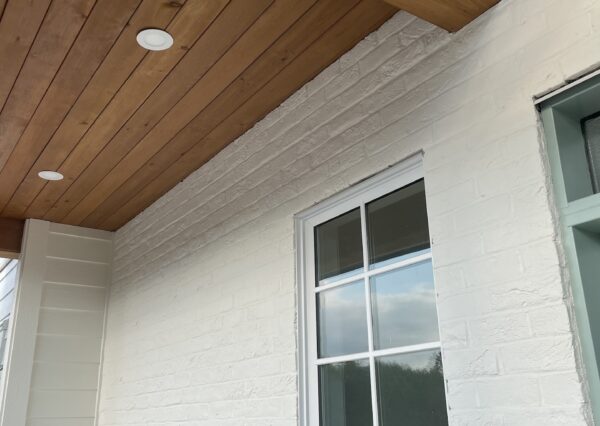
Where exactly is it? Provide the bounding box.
[0,218,24,258]
[45,0,298,225]
[0,0,51,118]
[383,0,498,32]
[1,0,187,219]
[0,0,145,217]
[26,0,264,221]
[0,0,411,231]
[68,0,333,226]
[79,0,361,228]
[97,0,396,231]
[0,0,97,171]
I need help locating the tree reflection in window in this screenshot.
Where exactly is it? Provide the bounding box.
[376,350,447,426]
[319,350,447,426]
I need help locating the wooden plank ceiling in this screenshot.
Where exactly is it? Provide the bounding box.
[0,0,497,231]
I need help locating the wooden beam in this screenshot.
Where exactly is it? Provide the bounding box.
[0,218,25,258]
[383,0,499,32]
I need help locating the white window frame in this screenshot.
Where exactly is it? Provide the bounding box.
[295,153,446,426]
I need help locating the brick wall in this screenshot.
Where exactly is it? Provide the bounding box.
[98,0,600,424]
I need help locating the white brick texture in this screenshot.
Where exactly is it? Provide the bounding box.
[98,0,600,424]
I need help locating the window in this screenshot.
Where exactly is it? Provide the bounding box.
[0,319,8,372]
[296,156,448,426]
[539,72,600,423]
[583,113,600,193]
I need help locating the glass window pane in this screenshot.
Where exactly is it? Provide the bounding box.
[583,114,600,193]
[315,208,363,284]
[376,350,448,426]
[318,281,369,357]
[319,359,373,426]
[371,260,439,350]
[366,180,430,269]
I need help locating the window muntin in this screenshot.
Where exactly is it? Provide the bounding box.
[301,166,447,426]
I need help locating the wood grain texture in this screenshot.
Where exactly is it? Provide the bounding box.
[1,0,186,218]
[80,0,365,228]
[0,218,24,257]
[0,0,97,170]
[68,0,332,226]
[0,0,498,230]
[98,0,396,230]
[0,0,52,121]
[0,0,144,215]
[32,0,265,221]
[383,0,498,32]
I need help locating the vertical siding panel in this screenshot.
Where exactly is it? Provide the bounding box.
[1,220,113,426]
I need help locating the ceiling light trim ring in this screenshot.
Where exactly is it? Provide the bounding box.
[136,28,174,51]
[38,170,64,181]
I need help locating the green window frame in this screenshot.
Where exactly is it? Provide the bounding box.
[540,72,600,422]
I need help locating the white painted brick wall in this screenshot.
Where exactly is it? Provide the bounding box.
[98,0,600,424]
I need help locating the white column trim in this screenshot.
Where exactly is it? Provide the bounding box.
[0,219,49,425]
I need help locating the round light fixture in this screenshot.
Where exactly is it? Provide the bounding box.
[136,29,173,51]
[38,171,64,181]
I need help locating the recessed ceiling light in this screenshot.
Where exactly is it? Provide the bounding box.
[136,28,173,51]
[38,171,64,181]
